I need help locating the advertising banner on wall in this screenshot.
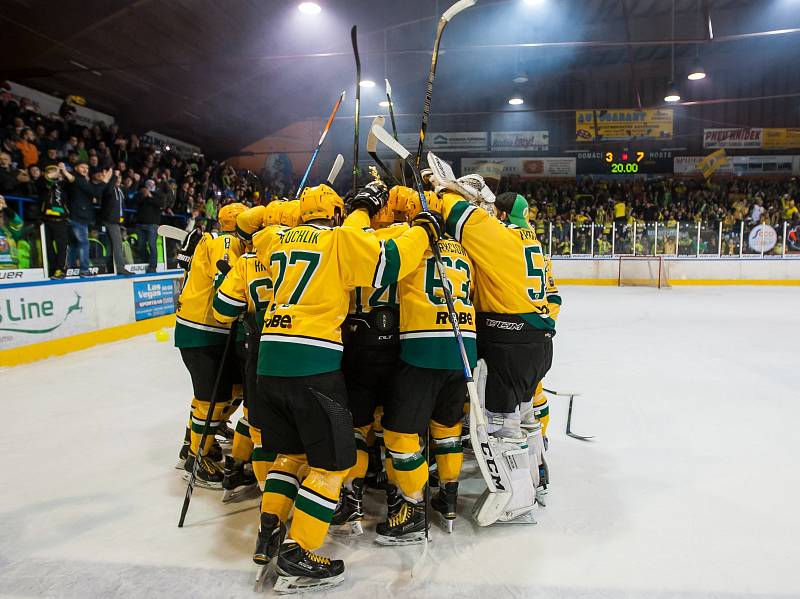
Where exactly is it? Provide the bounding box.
[397,132,488,152]
[762,128,800,149]
[133,279,181,321]
[0,268,46,286]
[0,283,97,350]
[703,128,763,149]
[674,155,798,176]
[575,109,673,141]
[142,131,202,157]
[748,224,778,253]
[490,131,549,152]
[462,157,576,179]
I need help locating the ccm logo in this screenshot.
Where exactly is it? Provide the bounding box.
[481,442,506,491]
[485,319,523,331]
[266,314,293,329]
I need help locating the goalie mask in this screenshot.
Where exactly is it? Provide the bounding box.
[457,174,496,216]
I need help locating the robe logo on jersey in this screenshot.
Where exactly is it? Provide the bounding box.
[0,291,82,334]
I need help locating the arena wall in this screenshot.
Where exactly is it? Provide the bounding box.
[554,257,800,285]
[0,271,183,367]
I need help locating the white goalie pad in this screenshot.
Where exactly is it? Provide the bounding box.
[473,434,538,525]
[469,360,513,525]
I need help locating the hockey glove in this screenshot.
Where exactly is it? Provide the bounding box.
[349,181,388,217]
[412,210,444,244]
[176,228,203,271]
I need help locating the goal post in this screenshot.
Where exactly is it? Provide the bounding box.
[618,256,670,288]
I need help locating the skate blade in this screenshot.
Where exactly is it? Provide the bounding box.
[273,572,344,594]
[254,562,275,592]
[221,482,259,503]
[329,520,364,537]
[181,472,223,490]
[374,531,427,546]
[437,514,455,533]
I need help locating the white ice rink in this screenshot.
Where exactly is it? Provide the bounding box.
[2,286,799,599]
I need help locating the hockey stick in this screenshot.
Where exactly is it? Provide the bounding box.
[384,78,407,186]
[372,123,512,501]
[178,261,237,527]
[366,116,402,186]
[351,25,361,193]
[415,0,476,167]
[326,154,344,186]
[542,388,594,441]
[296,91,346,199]
[158,224,188,243]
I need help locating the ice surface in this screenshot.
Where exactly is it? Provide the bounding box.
[1,286,799,598]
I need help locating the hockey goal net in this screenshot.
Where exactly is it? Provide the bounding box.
[618,256,670,288]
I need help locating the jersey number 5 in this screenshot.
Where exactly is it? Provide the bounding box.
[270,250,321,304]
[524,245,546,301]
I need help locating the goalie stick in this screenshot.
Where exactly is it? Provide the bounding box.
[371,122,512,507]
[178,261,237,527]
[157,224,188,243]
[326,153,345,186]
[415,0,476,167]
[296,90,346,199]
[543,388,594,441]
[366,116,402,186]
[351,25,361,193]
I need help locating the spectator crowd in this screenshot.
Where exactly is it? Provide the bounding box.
[2,87,800,275]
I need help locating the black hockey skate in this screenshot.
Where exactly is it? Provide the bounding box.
[431,481,458,533]
[273,540,344,593]
[253,513,286,590]
[222,456,258,503]
[385,484,403,519]
[330,478,364,536]
[215,421,235,448]
[375,498,428,546]
[364,446,388,491]
[175,427,190,469]
[183,452,224,489]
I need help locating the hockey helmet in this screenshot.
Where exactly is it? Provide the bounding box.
[218,202,248,232]
[299,184,344,223]
[262,200,285,226]
[281,200,302,227]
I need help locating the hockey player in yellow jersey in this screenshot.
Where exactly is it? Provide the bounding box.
[212,204,288,503]
[249,182,440,592]
[376,188,474,543]
[331,201,402,536]
[174,202,247,488]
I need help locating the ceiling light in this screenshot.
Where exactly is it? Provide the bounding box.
[523,0,545,5]
[513,71,529,84]
[359,80,376,88]
[508,96,524,106]
[298,2,321,15]
[664,81,681,103]
[378,100,390,107]
[687,58,706,80]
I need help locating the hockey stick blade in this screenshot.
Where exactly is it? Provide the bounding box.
[371,123,410,160]
[326,154,344,185]
[565,394,594,441]
[157,224,188,243]
[366,116,385,153]
[442,0,477,22]
[384,78,392,98]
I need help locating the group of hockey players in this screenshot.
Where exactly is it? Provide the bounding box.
[171,166,561,593]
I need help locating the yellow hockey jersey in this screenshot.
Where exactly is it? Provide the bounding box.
[397,236,476,370]
[441,193,561,331]
[252,209,429,377]
[212,252,274,333]
[175,232,246,348]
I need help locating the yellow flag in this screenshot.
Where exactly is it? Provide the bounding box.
[697,149,728,179]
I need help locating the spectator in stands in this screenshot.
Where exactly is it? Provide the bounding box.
[39,164,71,278]
[16,127,39,168]
[61,161,112,277]
[136,179,162,273]
[101,170,135,276]
[0,151,28,195]
[0,195,23,269]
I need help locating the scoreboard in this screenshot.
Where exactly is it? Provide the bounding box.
[576,150,674,175]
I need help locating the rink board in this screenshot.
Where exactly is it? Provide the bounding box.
[0,271,183,366]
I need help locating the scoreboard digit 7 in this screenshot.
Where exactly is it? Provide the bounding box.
[605,150,645,174]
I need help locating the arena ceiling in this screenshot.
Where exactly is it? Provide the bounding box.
[2,0,800,157]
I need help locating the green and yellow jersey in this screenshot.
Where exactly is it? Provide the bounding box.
[212,252,275,334]
[397,236,476,370]
[175,232,246,348]
[252,209,429,377]
[440,193,561,331]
